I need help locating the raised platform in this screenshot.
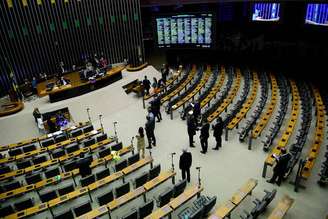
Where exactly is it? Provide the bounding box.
[37,66,124,103]
[126,62,148,72]
[0,101,24,117]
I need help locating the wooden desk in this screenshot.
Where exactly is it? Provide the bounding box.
[144,171,176,191]
[48,187,89,208]
[144,204,173,219]
[267,195,294,219]
[169,185,203,210]
[108,186,145,211]
[88,171,123,191]
[208,200,236,219]
[122,156,152,175]
[230,178,258,205]
[6,203,48,219]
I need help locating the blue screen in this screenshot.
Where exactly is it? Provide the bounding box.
[252,3,280,21]
[306,4,328,26]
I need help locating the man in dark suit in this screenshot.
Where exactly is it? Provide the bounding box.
[267,148,292,186]
[200,120,210,154]
[179,148,192,182]
[187,112,196,147]
[212,117,223,150]
[193,101,201,121]
[145,115,156,149]
[152,95,162,122]
[142,76,151,96]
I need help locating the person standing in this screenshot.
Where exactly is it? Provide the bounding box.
[267,148,292,186]
[193,100,201,122]
[33,108,41,123]
[187,111,196,147]
[143,76,151,96]
[136,127,145,158]
[145,116,156,149]
[152,77,158,90]
[153,95,162,122]
[200,120,210,154]
[31,77,38,94]
[179,148,192,183]
[212,117,223,150]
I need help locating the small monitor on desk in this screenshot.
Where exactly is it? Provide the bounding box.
[46,82,55,91]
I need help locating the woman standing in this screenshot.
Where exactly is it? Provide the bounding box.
[136,127,145,158]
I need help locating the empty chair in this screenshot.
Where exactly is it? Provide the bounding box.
[58,183,75,196]
[149,164,161,180]
[39,190,58,202]
[14,198,34,211]
[97,190,114,205]
[0,205,14,217]
[83,125,94,133]
[111,142,123,151]
[134,172,149,188]
[54,209,74,219]
[115,159,128,172]
[45,167,60,178]
[3,181,20,191]
[115,182,130,198]
[66,143,79,154]
[80,174,95,187]
[33,155,48,165]
[158,188,173,207]
[70,129,83,137]
[173,179,187,198]
[41,138,55,147]
[73,200,92,217]
[9,148,23,156]
[55,134,67,143]
[52,149,65,159]
[63,160,77,172]
[189,206,204,219]
[139,200,154,219]
[25,173,43,185]
[23,144,36,153]
[128,153,140,165]
[202,196,217,216]
[96,133,107,142]
[16,159,32,169]
[98,147,111,158]
[95,168,110,180]
[0,165,11,175]
[121,209,138,219]
[83,138,96,147]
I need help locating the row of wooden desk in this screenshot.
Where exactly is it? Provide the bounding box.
[0,130,108,182]
[263,80,300,178]
[208,178,258,219]
[0,145,133,201]
[161,65,197,104]
[252,74,278,138]
[143,66,183,101]
[77,170,176,219]
[207,69,242,123]
[0,122,90,152]
[5,156,154,219]
[227,72,259,130]
[145,185,203,219]
[301,87,326,179]
[200,66,226,109]
[0,128,102,165]
[172,65,211,111]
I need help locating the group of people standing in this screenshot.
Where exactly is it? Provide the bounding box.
[187,109,224,154]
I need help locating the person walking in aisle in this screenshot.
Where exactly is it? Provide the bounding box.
[145,116,156,149]
[212,117,223,150]
[152,94,162,122]
[143,76,151,96]
[135,127,145,158]
[200,119,210,154]
[179,147,192,183]
[267,148,292,186]
[187,111,196,147]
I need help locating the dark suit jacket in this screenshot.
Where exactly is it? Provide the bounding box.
[179,152,192,170]
[274,153,292,174]
[213,122,223,138]
[200,123,210,139]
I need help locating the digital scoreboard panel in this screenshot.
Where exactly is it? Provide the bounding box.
[252,3,280,22]
[155,14,213,48]
[305,4,328,26]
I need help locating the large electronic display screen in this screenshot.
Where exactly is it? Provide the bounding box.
[305,4,328,26]
[252,3,280,22]
[155,14,214,48]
